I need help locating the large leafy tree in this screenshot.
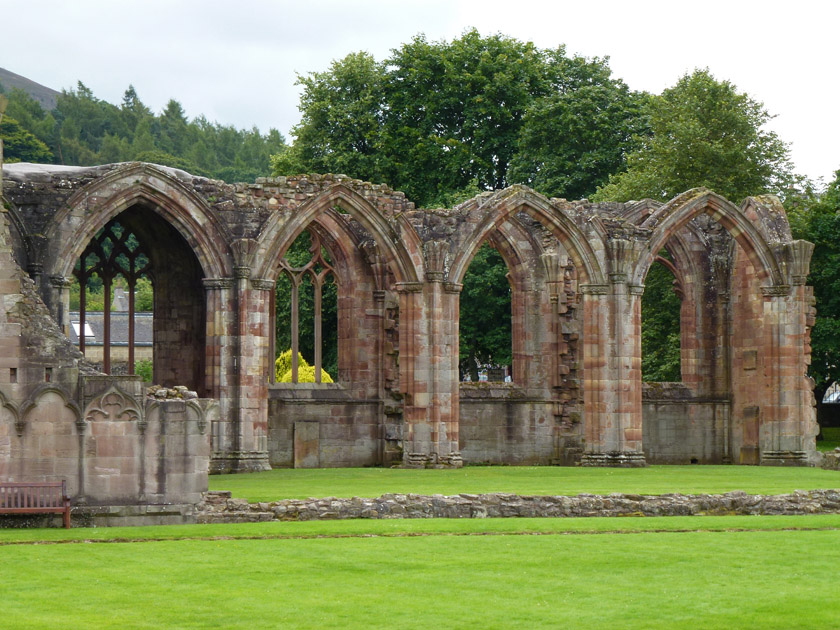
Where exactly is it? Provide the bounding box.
[272,51,385,184]
[593,69,795,203]
[381,30,565,205]
[459,243,512,381]
[788,171,840,424]
[507,60,648,201]
[275,30,644,209]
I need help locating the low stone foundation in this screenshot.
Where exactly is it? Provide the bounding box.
[0,503,200,528]
[822,448,840,471]
[197,489,840,523]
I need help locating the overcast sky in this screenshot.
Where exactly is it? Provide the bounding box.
[3,0,838,184]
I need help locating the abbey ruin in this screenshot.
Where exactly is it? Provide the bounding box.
[0,161,819,517]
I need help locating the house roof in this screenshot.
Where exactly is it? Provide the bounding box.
[69,311,153,346]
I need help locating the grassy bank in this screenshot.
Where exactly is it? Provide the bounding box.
[209,465,840,502]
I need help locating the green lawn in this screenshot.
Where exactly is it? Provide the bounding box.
[209,465,840,502]
[2,516,839,629]
[817,426,840,451]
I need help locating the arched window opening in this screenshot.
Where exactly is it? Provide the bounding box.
[641,251,682,382]
[273,229,338,384]
[459,242,512,382]
[72,220,153,377]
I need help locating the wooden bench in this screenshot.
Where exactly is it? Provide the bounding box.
[0,481,72,529]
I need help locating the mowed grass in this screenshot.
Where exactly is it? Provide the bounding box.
[209,465,840,502]
[817,426,840,451]
[2,516,840,629]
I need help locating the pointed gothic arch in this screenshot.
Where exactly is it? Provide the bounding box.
[45,163,232,280]
[635,190,786,288]
[255,184,423,284]
[448,187,605,287]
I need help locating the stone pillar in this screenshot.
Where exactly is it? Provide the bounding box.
[580,284,611,462]
[759,277,818,465]
[396,274,462,468]
[580,237,646,467]
[203,277,236,471]
[228,266,271,472]
[48,275,72,337]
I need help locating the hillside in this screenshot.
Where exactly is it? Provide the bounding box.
[0,67,59,110]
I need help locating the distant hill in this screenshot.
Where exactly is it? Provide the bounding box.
[0,67,60,110]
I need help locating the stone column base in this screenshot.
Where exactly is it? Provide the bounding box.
[403,452,464,469]
[210,451,271,474]
[580,451,647,468]
[760,450,810,466]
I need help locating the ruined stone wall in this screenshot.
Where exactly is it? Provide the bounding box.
[642,383,730,464]
[200,489,840,522]
[459,385,557,464]
[1,162,820,472]
[2,377,211,506]
[267,387,382,468]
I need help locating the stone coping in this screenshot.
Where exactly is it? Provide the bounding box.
[197,489,840,523]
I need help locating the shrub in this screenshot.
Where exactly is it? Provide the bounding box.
[274,349,333,383]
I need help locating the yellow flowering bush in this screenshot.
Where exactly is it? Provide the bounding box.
[275,349,334,383]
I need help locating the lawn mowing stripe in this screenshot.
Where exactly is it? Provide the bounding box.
[3,525,840,546]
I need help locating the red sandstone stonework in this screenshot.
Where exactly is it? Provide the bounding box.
[0,163,820,492]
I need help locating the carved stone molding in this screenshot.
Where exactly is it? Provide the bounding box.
[761,285,791,297]
[579,284,609,295]
[83,385,143,424]
[250,278,275,291]
[203,277,235,290]
[394,281,424,293]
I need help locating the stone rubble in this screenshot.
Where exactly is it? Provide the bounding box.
[197,488,840,523]
[822,448,840,471]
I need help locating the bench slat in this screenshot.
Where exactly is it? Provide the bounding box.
[0,481,71,528]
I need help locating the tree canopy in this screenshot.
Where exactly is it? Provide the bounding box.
[593,69,795,203]
[0,82,285,183]
[787,171,840,415]
[273,29,644,208]
[592,69,801,383]
[459,243,512,381]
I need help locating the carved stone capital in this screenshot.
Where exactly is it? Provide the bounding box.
[761,285,791,297]
[49,275,73,289]
[394,281,424,293]
[423,240,450,280]
[579,283,609,295]
[203,277,234,290]
[250,278,275,291]
[443,282,463,294]
[234,266,252,280]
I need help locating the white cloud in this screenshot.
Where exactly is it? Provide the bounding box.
[3,0,837,181]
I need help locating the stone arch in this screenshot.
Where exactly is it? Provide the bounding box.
[17,385,83,493]
[45,163,232,280]
[19,384,82,427]
[0,389,20,478]
[486,225,535,293]
[269,210,357,386]
[1,199,32,271]
[255,184,422,284]
[635,189,785,287]
[617,198,663,226]
[83,384,143,424]
[449,188,605,287]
